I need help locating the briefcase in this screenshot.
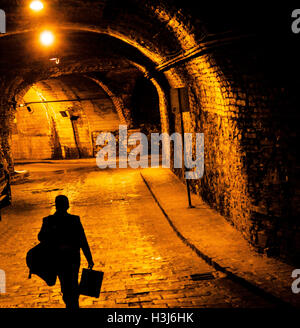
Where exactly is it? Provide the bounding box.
[79,268,104,298]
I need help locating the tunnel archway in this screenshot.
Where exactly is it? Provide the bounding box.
[12,75,123,160]
[0,0,299,265]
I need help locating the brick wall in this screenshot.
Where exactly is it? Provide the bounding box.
[164,39,299,264]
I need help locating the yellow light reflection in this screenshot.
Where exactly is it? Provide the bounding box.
[30,1,44,11]
[40,31,54,46]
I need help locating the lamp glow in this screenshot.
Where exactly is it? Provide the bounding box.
[40,31,54,46]
[30,1,44,11]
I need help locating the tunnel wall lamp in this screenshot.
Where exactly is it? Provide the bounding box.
[40,31,54,46]
[18,97,108,107]
[50,57,60,64]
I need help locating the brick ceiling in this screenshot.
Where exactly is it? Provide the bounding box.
[0,1,294,101]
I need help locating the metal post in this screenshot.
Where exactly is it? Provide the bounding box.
[70,117,82,159]
[177,88,194,208]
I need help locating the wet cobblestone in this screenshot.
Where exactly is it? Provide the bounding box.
[0,163,275,308]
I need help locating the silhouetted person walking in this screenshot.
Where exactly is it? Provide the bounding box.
[38,195,94,309]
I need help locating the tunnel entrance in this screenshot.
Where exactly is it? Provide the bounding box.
[11,73,161,161]
[12,75,122,160]
[130,76,161,133]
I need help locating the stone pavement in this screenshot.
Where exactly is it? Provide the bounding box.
[140,168,300,308]
[0,162,294,308]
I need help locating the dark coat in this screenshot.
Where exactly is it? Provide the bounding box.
[38,212,93,265]
[26,212,92,286]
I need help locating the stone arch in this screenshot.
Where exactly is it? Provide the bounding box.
[11,75,123,160]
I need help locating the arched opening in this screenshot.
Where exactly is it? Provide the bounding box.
[130,76,161,133]
[12,70,163,161]
[12,75,122,160]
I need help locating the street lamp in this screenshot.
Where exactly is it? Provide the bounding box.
[40,31,54,46]
[30,1,44,12]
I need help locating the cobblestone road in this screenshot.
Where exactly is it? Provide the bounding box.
[0,163,275,308]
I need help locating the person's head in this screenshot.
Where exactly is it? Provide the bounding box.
[55,195,69,212]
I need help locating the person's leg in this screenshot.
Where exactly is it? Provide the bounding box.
[58,262,80,309]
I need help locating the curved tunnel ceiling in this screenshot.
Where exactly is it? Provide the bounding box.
[0,0,192,101]
[0,1,294,103]
[0,0,187,76]
[0,29,165,95]
[0,1,292,68]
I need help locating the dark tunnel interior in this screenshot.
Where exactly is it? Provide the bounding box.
[0,0,300,310]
